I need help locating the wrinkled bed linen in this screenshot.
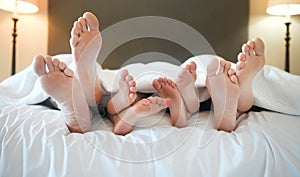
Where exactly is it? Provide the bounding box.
[0,104,299,177]
[0,54,299,115]
[1,54,300,177]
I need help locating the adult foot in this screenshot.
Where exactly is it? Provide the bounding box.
[106,69,138,115]
[153,78,188,128]
[236,37,265,112]
[206,58,240,132]
[70,12,103,106]
[112,96,170,135]
[177,61,199,114]
[33,55,91,133]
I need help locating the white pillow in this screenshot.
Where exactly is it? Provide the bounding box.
[99,54,221,94]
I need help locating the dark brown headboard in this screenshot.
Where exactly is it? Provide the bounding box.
[48,0,249,69]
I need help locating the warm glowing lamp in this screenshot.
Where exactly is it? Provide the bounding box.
[0,0,39,75]
[266,0,300,72]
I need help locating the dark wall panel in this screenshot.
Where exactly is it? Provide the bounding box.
[48,0,248,69]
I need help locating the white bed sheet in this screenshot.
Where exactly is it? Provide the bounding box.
[1,54,300,177]
[1,54,300,116]
[0,103,299,177]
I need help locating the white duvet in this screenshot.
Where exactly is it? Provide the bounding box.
[0,54,300,115]
[0,54,300,177]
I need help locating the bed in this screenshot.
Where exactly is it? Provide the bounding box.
[0,54,300,177]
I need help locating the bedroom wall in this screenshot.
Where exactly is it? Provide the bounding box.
[0,0,48,81]
[1,0,300,82]
[249,0,300,75]
[48,0,249,69]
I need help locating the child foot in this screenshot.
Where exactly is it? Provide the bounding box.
[32,55,91,133]
[153,78,187,128]
[177,61,199,114]
[236,37,265,112]
[70,12,103,106]
[112,96,170,135]
[206,58,240,132]
[106,69,138,115]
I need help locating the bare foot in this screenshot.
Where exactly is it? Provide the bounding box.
[236,37,265,112]
[206,58,240,132]
[32,55,91,133]
[177,61,199,114]
[112,96,170,135]
[106,69,138,115]
[153,78,187,128]
[70,12,103,106]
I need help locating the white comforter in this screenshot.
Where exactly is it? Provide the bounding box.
[0,54,300,115]
[1,104,299,177]
[0,54,300,177]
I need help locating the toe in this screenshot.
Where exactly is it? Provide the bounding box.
[166,78,172,85]
[206,57,220,76]
[70,23,80,47]
[190,61,197,71]
[152,79,161,90]
[218,60,227,74]
[247,41,255,55]
[158,77,164,83]
[224,61,231,70]
[71,22,80,36]
[185,63,191,71]
[229,73,238,85]
[228,68,236,76]
[247,40,255,49]
[64,68,74,77]
[125,75,133,82]
[52,58,60,70]
[166,79,175,88]
[32,55,46,77]
[129,92,137,101]
[78,17,87,32]
[170,81,177,89]
[83,12,99,31]
[128,80,136,87]
[120,69,128,80]
[70,36,79,48]
[162,78,168,84]
[74,21,82,33]
[237,53,246,62]
[58,61,67,71]
[44,55,54,72]
[242,44,250,55]
[130,86,137,93]
[253,37,265,56]
[236,61,245,70]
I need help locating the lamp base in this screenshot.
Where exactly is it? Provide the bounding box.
[285,22,290,73]
[11,17,18,75]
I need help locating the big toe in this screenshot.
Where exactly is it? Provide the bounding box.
[83,12,99,31]
[33,55,46,77]
[189,61,197,72]
[253,37,265,56]
[206,57,220,76]
[152,79,161,90]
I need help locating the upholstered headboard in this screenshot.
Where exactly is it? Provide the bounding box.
[48,0,249,69]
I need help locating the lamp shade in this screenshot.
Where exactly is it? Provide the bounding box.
[266,0,300,15]
[0,0,39,14]
[266,0,300,16]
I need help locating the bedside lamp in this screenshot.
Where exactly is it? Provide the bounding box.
[0,0,39,75]
[266,0,300,72]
